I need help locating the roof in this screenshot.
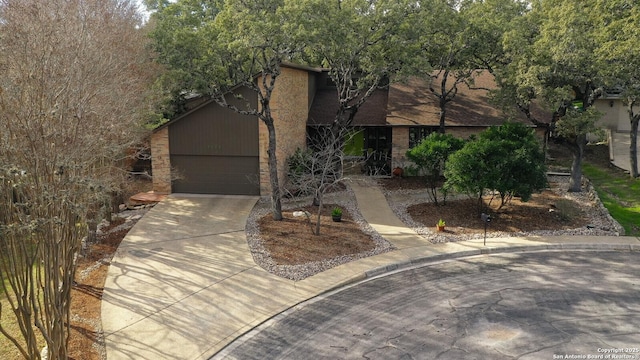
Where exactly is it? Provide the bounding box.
[307,70,552,128]
[386,71,551,127]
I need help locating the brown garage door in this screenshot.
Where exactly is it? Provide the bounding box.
[170,155,259,195]
[168,94,260,195]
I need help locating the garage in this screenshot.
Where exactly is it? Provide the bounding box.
[167,96,260,195]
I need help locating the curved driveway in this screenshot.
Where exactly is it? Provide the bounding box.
[218,250,640,360]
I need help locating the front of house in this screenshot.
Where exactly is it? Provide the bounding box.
[151,64,553,196]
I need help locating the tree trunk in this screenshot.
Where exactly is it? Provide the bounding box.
[568,135,585,192]
[314,191,323,236]
[438,98,446,134]
[631,118,639,178]
[628,100,639,178]
[265,120,283,220]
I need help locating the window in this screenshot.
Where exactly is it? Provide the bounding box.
[409,127,437,148]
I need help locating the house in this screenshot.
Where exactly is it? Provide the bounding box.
[593,87,633,132]
[151,65,549,196]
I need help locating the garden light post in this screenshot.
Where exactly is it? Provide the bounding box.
[481,213,491,246]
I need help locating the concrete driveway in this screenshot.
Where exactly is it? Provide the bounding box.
[610,130,639,172]
[219,250,640,359]
[101,195,261,359]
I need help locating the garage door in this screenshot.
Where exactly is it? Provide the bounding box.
[168,96,260,195]
[170,155,259,195]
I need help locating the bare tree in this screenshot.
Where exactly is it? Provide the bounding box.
[285,126,353,235]
[0,0,156,358]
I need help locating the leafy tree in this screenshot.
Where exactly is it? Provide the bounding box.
[496,0,604,191]
[419,0,476,134]
[295,0,423,132]
[0,0,156,358]
[596,0,640,178]
[444,138,498,212]
[478,122,548,205]
[460,0,529,73]
[405,133,465,205]
[554,107,603,190]
[144,0,224,121]
[147,0,304,220]
[444,123,547,212]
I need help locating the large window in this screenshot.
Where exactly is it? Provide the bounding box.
[409,126,437,148]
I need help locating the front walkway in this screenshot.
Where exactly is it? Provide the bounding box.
[102,188,640,360]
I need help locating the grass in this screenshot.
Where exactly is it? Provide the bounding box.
[583,163,640,236]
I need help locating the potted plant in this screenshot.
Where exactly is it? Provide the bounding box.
[331,207,343,222]
[436,219,446,232]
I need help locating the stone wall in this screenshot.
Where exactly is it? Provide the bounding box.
[258,67,310,195]
[151,127,171,194]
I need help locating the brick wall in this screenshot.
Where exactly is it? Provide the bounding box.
[258,67,309,195]
[391,127,409,169]
[151,127,172,194]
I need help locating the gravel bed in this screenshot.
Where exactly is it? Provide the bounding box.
[245,187,395,281]
[382,175,625,243]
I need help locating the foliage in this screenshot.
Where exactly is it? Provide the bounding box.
[295,0,423,133]
[445,123,547,212]
[331,207,343,217]
[414,0,475,133]
[0,0,156,358]
[595,0,640,177]
[494,0,605,192]
[437,219,446,227]
[405,133,465,205]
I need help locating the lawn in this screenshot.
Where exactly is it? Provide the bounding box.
[583,162,640,236]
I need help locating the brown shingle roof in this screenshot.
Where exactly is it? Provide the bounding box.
[307,71,551,128]
[387,71,551,127]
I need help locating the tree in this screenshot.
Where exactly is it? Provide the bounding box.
[0,0,155,358]
[554,107,603,190]
[478,122,548,205]
[460,0,529,74]
[143,0,224,122]
[296,0,423,132]
[148,0,304,220]
[496,0,604,191]
[596,0,640,178]
[285,127,353,235]
[444,123,547,212]
[444,138,497,212]
[405,133,465,205]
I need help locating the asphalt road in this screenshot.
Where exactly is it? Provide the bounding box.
[216,250,640,360]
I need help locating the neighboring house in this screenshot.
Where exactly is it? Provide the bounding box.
[151,66,549,196]
[593,87,632,133]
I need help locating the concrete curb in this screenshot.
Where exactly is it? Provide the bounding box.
[361,243,640,282]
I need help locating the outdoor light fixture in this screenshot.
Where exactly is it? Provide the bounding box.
[481,213,491,246]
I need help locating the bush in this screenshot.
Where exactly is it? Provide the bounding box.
[405,133,465,205]
[445,122,548,212]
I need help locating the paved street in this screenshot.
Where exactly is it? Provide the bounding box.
[218,250,640,360]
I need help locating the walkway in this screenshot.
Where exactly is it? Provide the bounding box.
[101,187,640,360]
[610,130,639,172]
